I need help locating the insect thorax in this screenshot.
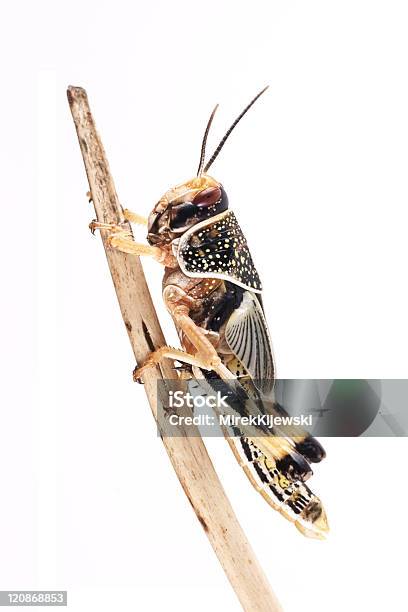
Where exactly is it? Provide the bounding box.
[176,210,262,293]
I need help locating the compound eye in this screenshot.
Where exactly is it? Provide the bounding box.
[193,186,222,208]
[170,201,197,229]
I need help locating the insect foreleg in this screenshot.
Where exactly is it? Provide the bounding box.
[89,221,174,265]
[123,209,148,226]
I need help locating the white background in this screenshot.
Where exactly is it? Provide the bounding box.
[1,1,408,610]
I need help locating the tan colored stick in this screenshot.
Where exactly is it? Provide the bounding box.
[67,85,283,612]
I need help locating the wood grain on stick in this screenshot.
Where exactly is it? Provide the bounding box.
[67,85,283,612]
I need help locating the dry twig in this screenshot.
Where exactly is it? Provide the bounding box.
[67,85,283,612]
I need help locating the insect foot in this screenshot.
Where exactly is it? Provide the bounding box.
[132,366,144,384]
[88,219,123,236]
[134,378,143,384]
[132,360,156,383]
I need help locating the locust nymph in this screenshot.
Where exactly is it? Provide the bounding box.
[91,87,329,539]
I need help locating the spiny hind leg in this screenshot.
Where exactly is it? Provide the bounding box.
[168,291,235,380]
[134,287,235,383]
[133,347,218,383]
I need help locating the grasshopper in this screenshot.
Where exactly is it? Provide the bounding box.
[91,88,329,539]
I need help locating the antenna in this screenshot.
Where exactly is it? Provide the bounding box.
[203,86,269,174]
[196,104,219,176]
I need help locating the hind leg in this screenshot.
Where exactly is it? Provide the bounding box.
[133,287,235,383]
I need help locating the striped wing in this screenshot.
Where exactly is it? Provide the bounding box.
[225,291,274,395]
